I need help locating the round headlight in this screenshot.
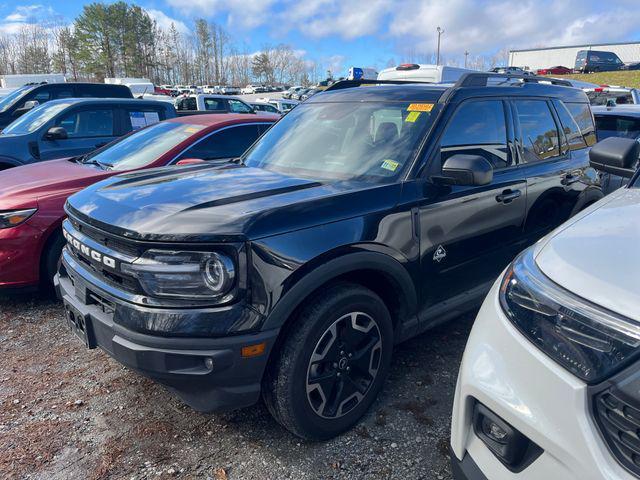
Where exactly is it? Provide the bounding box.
[203,253,235,293]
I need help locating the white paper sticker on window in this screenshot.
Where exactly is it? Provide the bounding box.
[144,111,160,125]
[129,111,146,130]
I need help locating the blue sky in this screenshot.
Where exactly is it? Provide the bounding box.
[1,0,640,75]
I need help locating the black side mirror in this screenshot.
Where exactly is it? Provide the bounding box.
[437,154,494,186]
[589,136,639,178]
[45,126,68,140]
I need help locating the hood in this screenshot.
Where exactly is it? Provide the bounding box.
[0,158,107,209]
[67,163,400,241]
[535,188,640,323]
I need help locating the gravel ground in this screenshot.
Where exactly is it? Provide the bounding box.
[0,292,474,480]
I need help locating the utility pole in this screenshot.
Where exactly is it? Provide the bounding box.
[436,27,444,66]
[464,51,469,68]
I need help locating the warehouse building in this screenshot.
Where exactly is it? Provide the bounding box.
[509,41,640,71]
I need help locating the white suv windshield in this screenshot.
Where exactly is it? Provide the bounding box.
[243,101,438,182]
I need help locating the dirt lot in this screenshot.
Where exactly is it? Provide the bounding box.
[0,292,474,480]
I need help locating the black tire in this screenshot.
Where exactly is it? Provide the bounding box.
[41,232,65,290]
[263,282,394,440]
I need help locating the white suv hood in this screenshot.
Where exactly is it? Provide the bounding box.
[535,187,640,323]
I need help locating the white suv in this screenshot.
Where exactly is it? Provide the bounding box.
[451,136,640,480]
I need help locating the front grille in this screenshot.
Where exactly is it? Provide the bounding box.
[594,389,640,476]
[65,215,141,295]
[69,217,141,257]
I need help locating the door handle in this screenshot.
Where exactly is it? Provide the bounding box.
[496,189,522,204]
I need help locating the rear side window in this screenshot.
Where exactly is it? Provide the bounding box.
[514,100,560,162]
[125,109,164,131]
[177,124,262,161]
[553,100,587,151]
[57,108,114,138]
[204,98,225,111]
[595,115,640,141]
[440,100,511,169]
[565,103,597,146]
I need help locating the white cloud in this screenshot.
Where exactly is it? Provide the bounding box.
[165,0,277,29]
[145,8,189,34]
[387,0,640,56]
[0,4,58,35]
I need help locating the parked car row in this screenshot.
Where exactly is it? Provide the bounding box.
[3,70,640,480]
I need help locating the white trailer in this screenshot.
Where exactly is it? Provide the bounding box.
[0,73,66,88]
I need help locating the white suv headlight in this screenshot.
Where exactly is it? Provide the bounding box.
[500,247,640,383]
[121,250,236,300]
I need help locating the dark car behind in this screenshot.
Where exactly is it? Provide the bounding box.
[0,83,132,130]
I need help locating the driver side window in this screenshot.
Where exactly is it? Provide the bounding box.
[440,100,511,169]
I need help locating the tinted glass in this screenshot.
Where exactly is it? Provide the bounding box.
[228,99,253,113]
[178,124,262,161]
[566,102,597,146]
[515,100,560,162]
[2,101,73,134]
[243,101,439,182]
[57,108,114,138]
[595,115,640,141]
[440,100,510,168]
[177,97,196,110]
[204,98,225,111]
[587,91,634,106]
[89,122,206,171]
[553,100,587,151]
[32,90,51,103]
[54,88,74,99]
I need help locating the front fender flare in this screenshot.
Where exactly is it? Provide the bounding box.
[261,251,417,331]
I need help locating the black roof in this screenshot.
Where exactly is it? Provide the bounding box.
[592,105,640,118]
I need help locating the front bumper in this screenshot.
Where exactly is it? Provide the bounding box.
[55,254,279,412]
[450,279,637,480]
[0,220,43,289]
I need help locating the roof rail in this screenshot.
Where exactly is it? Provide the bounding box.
[454,72,573,88]
[324,78,435,92]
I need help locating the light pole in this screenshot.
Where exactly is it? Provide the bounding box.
[436,26,444,66]
[464,51,469,68]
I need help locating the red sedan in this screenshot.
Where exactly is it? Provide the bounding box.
[0,113,277,291]
[536,65,573,75]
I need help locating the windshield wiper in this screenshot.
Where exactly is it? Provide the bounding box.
[81,156,110,170]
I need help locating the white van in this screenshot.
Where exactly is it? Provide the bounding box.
[377,64,476,84]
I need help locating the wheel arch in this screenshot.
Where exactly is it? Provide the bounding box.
[261,250,418,335]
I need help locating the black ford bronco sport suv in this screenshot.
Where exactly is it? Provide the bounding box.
[56,73,603,440]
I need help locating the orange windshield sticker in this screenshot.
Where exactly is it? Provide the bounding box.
[407,103,434,112]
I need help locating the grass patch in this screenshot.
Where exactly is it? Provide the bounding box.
[544,70,640,88]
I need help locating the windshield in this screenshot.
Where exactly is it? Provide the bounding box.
[595,115,640,141]
[86,121,206,171]
[0,85,32,113]
[243,100,439,182]
[3,101,73,135]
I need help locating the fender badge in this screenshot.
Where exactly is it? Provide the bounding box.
[433,245,447,262]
